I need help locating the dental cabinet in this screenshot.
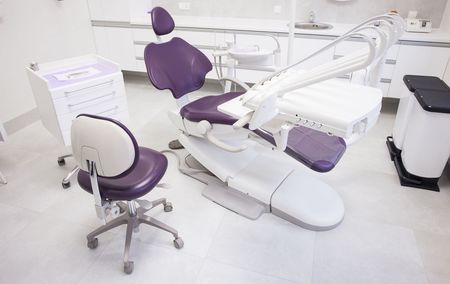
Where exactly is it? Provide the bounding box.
[26,55,129,146]
[87,5,450,99]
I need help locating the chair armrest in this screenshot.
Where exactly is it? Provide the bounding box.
[218,76,251,91]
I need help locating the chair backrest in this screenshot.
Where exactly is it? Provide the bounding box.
[144,7,212,99]
[71,114,139,177]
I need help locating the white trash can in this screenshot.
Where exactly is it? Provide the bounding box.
[387,75,450,191]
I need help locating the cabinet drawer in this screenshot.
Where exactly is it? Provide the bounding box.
[57,96,128,131]
[133,28,157,42]
[171,30,216,47]
[379,82,390,97]
[51,73,122,100]
[334,41,399,61]
[61,110,129,145]
[380,61,396,80]
[53,80,125,116]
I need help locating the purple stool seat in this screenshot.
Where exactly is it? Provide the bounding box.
[255,126,346,172]
[77,147,168,201]
[180,92,243,125]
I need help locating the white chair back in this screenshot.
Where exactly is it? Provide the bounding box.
[71,115,137,177]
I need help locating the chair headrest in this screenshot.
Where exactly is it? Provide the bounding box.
[150,7,175,36]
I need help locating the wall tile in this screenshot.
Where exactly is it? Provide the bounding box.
[152,0,448,28]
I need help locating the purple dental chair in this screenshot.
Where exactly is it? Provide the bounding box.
[71,114,183,274]
[144,7,346,173]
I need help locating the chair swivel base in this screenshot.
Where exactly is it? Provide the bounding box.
[57,154,80,189]
[86,199,183,274]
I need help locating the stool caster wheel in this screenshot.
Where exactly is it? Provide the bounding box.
[87,238,98,249]
[57,158,66,166]
[124,261,134,274]
[62,181,70,189]
[173,237,184,249]
[164,202,173,212]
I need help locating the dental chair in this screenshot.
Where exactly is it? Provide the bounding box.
[145,7,404,230]
[71,114,183,274]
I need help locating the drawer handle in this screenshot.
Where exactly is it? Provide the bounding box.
[385,59,397,65]
[64,80,114,96]
[96,105,119,116]
[337,74,351,79]
[67,92,116,108]
[380,78,392,83]
[333,55,344,60]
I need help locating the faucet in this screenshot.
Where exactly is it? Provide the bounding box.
[309,11,315,23]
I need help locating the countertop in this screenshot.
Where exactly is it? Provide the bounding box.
[129,15,450,44]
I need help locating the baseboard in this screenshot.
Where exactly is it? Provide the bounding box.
[3,108,40,136]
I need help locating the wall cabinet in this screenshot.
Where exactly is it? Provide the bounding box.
[93,27,136,71]
[90,20,450,98]
[389,44,450,97]
[87,0,130,22]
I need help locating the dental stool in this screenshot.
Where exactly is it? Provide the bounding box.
[387,75,450,191]
[145,7,346,173]
[71,114,183,274]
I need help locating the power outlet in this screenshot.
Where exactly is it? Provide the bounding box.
[273,5,282,14]
[178,2,191,10]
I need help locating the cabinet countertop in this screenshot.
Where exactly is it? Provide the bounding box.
[127,15,450,44]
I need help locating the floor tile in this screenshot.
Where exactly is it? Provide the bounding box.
[207,212,315,283]
[0,215,114,284]
[195,259,298,284]
[0,202,38,242]
[312,218,428,284]
[414,230,450,284]
[78,235,203,284]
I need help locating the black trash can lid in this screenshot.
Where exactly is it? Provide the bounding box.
[414,89,450,113]
[403,75,450,92]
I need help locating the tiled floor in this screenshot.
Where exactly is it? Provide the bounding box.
[0,74,449,284]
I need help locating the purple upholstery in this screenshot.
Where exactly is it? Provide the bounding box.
[149,7,175,36]
[144,38,212,99]
[75,114,168,201]
[254,127,346,172]
[180,92,243,125]
[78,147,168,201]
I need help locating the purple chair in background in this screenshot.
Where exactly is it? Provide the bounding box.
[71,114,183,274]
[143,7,347,231]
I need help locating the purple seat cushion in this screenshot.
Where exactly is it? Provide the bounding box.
[254,126,346,172]
[77,147,168,201]
[179,91,345,172]
[180,92,243,125]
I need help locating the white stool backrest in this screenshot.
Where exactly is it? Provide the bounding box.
[71,115,137,177]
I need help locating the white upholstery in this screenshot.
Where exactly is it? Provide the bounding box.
[71,116,136,177]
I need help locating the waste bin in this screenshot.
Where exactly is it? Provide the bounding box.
[387,75,450,191]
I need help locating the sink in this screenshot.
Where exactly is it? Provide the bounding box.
[293,22,333,30]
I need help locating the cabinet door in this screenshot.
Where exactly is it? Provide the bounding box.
[87,0,130,22]
[93,27,136,71]
[292,37,335,70]
[389,44,450,98]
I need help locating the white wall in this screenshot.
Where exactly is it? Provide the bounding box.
[0,0,95,123]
